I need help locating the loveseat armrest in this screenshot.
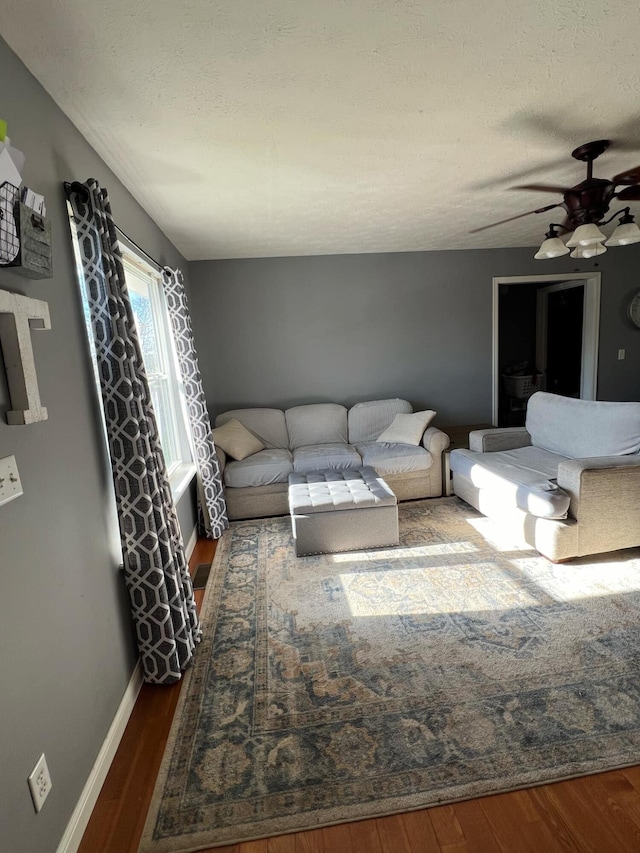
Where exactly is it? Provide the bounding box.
[557,456,640,551]
[422,426,450,457]
[469,427,531,453]
[557,455,640,504]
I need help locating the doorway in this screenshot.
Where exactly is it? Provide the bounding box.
[492,273,601,426]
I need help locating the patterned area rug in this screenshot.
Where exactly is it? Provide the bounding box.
[139,498,640,851]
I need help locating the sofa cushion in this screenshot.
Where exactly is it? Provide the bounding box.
[286,403,348,450]
[355,441,432,474]
[292,443,362,473]
[526,392,640,458]
[450,446,571,519]
[376,410,436,446]
[212,418,265,460]
[348,398,413,443]
[215,408,289,449]
[224,449,293,488]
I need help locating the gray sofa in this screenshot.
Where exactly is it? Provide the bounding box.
[214,398,450,520]
[450,391,640,562]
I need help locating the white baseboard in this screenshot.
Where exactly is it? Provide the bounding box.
[57,527,197,853]
[56,660,144,853]
[185,525,198,561]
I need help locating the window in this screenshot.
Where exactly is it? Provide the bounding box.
[121,249,193,488]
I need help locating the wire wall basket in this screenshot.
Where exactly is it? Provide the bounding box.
[0,182,21,265]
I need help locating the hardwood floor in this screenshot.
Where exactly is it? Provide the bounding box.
[79,538,640,853]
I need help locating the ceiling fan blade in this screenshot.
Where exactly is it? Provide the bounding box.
[511,183,572,194]
[612,166,640,186]
[616,185,640,201]
[503,113,640,150]
[469,203,560,234]
[469,157,570,191]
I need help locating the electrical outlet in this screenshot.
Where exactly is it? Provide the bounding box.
[28,753,52,813]
[0,455,23,507]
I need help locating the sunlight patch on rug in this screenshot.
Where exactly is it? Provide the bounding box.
[514,556,640,601]
[139,498,640,852]
[329,540,480,562]
[339,562,542,617]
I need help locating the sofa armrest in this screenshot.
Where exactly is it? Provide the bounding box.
[422,426,450,457]
[469,427,531,453]
[557,456,640,543]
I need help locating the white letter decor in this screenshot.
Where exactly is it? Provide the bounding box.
[0,289,51,424]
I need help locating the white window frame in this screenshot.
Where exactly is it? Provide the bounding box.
[119,246,195,499]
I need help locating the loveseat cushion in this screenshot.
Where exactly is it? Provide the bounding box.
[355,441,432,474]
[224,449,293,488]
[450,445,571,519]
[348,398,413,443]
[286,404,348,450]
[292,443,362,473]
[215,408,288,450]
[526,392,640,458]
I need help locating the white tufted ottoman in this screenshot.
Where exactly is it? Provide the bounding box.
[288,467,399,557]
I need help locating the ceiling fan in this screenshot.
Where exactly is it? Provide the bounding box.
[472,140,640,258]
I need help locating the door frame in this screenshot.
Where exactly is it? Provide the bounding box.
[491,272,601,425]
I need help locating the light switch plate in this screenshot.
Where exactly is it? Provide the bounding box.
[0,454,23,506]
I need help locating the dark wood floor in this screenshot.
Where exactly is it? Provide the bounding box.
[79,538,640,853]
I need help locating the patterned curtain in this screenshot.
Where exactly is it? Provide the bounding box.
[161,267,228,539]
[67,179,201,685]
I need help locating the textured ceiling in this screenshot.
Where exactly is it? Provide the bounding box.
[2,0,640,259]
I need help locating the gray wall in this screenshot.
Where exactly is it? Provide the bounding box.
[0,38,196,853]
[190,247,640,426]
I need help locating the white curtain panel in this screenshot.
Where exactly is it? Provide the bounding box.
[67,179,201,684]
[161,266,228,539]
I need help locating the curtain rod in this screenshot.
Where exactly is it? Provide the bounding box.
[64,180,166,273]
[115,226,164,273]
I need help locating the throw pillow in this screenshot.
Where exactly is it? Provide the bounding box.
[376,410,436,446]
[212,418,265,461]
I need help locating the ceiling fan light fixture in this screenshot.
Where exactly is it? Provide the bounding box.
[534,236,569,259]
[566,223,607,247]
[605,221,640,246]
[570,243,607,259]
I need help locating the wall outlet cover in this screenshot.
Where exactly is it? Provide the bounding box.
[28,753,52,812]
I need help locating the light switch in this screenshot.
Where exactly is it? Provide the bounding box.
[0,455,23,507]
[618,348,626,360]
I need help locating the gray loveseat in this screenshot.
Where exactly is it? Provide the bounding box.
[214,398,450,520]
[450,391,640,562]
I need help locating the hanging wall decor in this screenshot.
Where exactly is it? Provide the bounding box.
[0,288,50,424]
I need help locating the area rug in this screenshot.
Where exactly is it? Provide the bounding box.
[139,498,640,851]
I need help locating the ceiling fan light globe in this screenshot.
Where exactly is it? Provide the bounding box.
[534,237,569,259]
[581,243,607,258]
[566,223,607,247]
[570,243,607,259]
[605,222,640,246]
